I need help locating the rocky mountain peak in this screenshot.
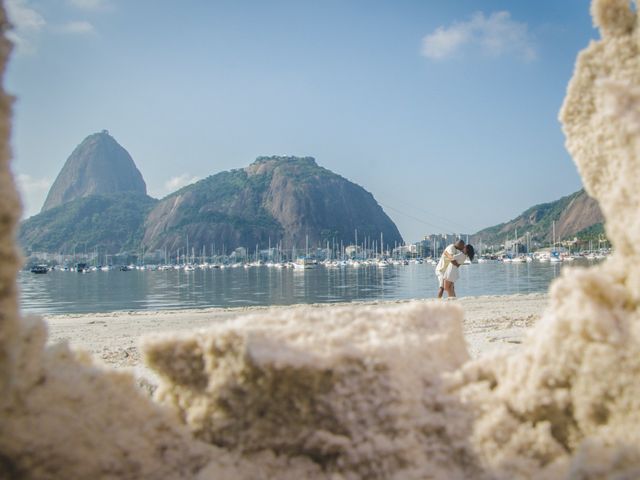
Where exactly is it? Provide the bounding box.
[252,156,317,166]
[142,156,403,253]
[245,156,318,176]
[41,131,147,212]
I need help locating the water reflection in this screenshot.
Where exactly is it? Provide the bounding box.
[19,260,590,315]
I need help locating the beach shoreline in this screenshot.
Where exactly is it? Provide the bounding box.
[43,293,548,376]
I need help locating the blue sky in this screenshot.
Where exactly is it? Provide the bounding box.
[7,0,597,242]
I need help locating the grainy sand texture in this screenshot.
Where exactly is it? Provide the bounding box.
[44,293,547,371]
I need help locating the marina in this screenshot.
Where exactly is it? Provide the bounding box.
[19,256,603,315]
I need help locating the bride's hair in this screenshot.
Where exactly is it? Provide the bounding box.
[465,245,475,262]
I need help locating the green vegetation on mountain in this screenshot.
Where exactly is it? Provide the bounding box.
[168,170,279,228]
[20,135,404,257]
[20,193,157,254]
[471,189,605,247]
[142,156,403,253]
[574,222,606,242]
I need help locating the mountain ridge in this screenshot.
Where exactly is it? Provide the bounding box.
[20,133,403,256]
[471,189,605,247]
[141,155,404,254]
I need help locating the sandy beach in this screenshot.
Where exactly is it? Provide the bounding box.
[43,293,548,377]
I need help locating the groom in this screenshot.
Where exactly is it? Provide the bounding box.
[436,239,465,298]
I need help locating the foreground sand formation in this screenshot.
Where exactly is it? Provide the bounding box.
[2,0,640,478]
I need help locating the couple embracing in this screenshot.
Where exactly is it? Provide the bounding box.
[435,239,475,298]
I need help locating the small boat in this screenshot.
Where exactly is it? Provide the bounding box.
[30,265,48,274]
[294,257,315,269]
[549,252,563,263]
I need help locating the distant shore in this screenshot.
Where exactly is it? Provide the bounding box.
[43,293,548,383]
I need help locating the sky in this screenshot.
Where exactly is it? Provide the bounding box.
[6,0,598,243]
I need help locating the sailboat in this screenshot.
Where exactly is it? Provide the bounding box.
[503,234,513,263]
[550,221,563,263]
[428,237,438,265]
[512,228,526,263]
[294,235,315,269]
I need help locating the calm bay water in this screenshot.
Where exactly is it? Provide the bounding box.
[18,260,596,315]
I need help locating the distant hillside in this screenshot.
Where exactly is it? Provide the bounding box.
[41,130,146,212]
[21,139,403,257]
[142,156,403,253]
[471,189,604,247]
[20,193,157,255]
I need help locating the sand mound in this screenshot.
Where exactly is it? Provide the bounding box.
[451,266,640,478]
[144,302,479,479]
[0,317,216,479]
[1,0,640,478]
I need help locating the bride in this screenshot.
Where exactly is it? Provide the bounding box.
[441,244,474,298]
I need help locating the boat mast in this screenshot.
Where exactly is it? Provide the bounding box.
[355,229,358,258]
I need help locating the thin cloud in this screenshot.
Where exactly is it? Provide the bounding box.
[422,11,536,62]
[67,0,112,11]
[6,0,45,55]
[16,173,51,217]
[421,25,470,60]
[6,0,44,30]
[164,173,200,193]
[54,21,95,35]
